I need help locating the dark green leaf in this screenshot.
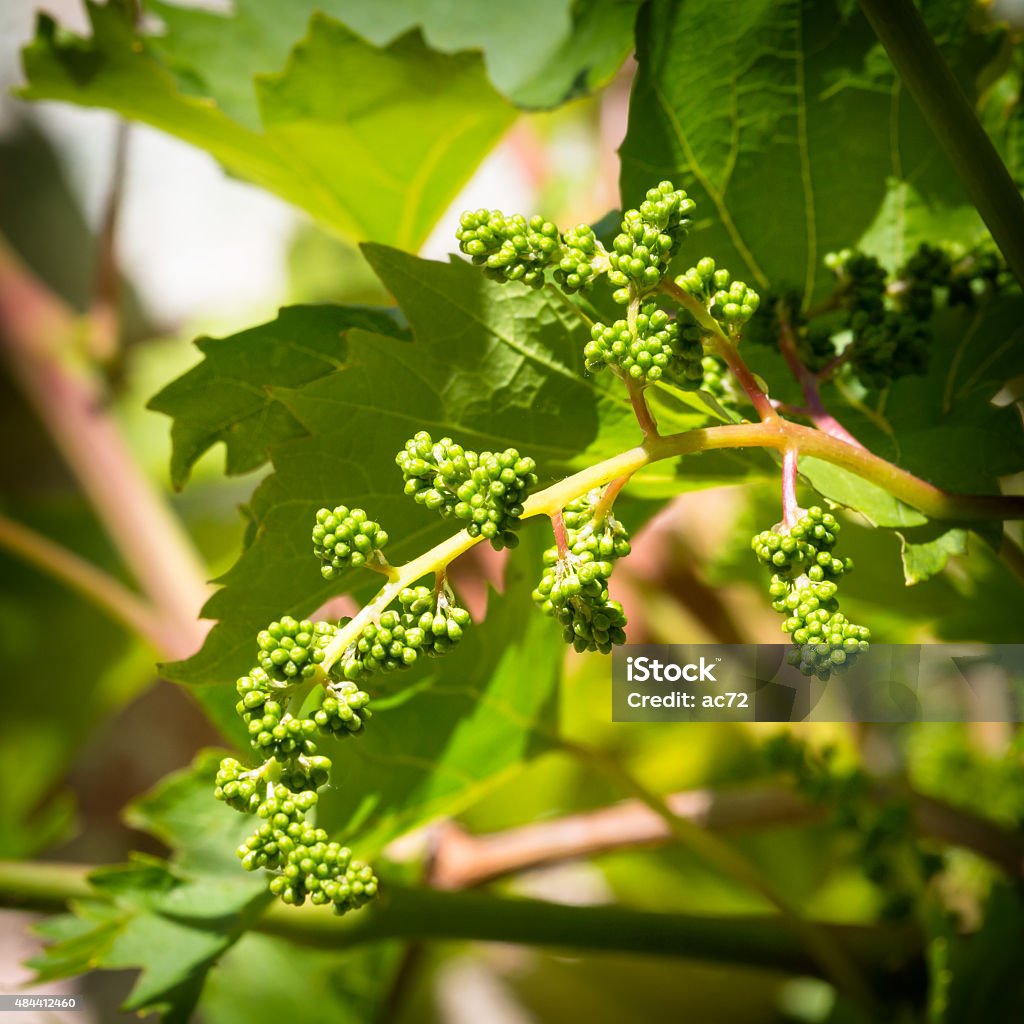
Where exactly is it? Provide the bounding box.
[148,305,406,488]
[620,0,998,304]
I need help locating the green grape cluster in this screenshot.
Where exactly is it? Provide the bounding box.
[752,510,850,580]
[215,541,384,915]
[583,302,703,387]
[312,680,372,738]
[607,181,695,302]
[267,829,378,912]
[554,224,602,293]
[338,585,472,681]
[227,776,377,913]
[256,617,333,683]
[454,180,695,305]
[312,506,389,579]
[455,210,561,288]
[396,431,538,549]
[946,247,1006,307]
[825,249,886,317]
[216,651,380,916]
[396,585,472,657]
[823,246,939,388]
[747,243,1005,390]
[849,312,930,388]
[899,243,950,320]
[533,491,630,653]
[675,259,760,327]
[752,507,869,678]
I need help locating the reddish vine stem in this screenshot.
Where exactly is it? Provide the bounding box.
[429,783,1024,889]
[714,339,779,422]
[591,474,632,525]
[776,306,866,450]
[770,398,812,417]
[816,346,853,382]
[657,277,778,422]
[551,511,571,559]
[781,448,801,528]
[625,376,660,437]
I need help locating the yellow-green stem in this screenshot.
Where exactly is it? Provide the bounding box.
[319,419,1023,673]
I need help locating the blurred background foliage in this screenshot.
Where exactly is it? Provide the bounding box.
[0,1,1022,1022]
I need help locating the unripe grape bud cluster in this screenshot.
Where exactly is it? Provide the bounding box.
[215,532,389,915]
[256,616,332,683]
[456,210,561,288]
[745,243,1003,391]
[829,248,928,388]
[533,491,630,653]
[607,182,695,303]
[752,507,869,679]
[218,653,380,914]
[211,177,950,918]
[554,224,604,293]
[312,506,389,579]
[676,259,760,328]
[454,180,694,305]
[338,584,472,681]
[584,302,704,387]
[396,432,538,549]
[312,680,372,737]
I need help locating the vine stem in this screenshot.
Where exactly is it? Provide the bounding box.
[319,422,1024,672]
[625,376,659,437]
[857,0,1024,289]
[0,859,921,983]
[550,511,570,559]
[0,513,167,650]
[658,278,778,422]
[430,783,1024,889]
[590,474,631,525]
[781,448,801,529]
[776,307,865,449]
[558,740,876,1006]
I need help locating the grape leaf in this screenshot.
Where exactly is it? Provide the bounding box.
[620,0,1000,305]
[20,3,514,248]
[898,526,968,586]
[148,305,407,489]
[150,0,638,112]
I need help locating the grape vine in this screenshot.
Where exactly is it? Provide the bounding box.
[214,180,1024,916]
